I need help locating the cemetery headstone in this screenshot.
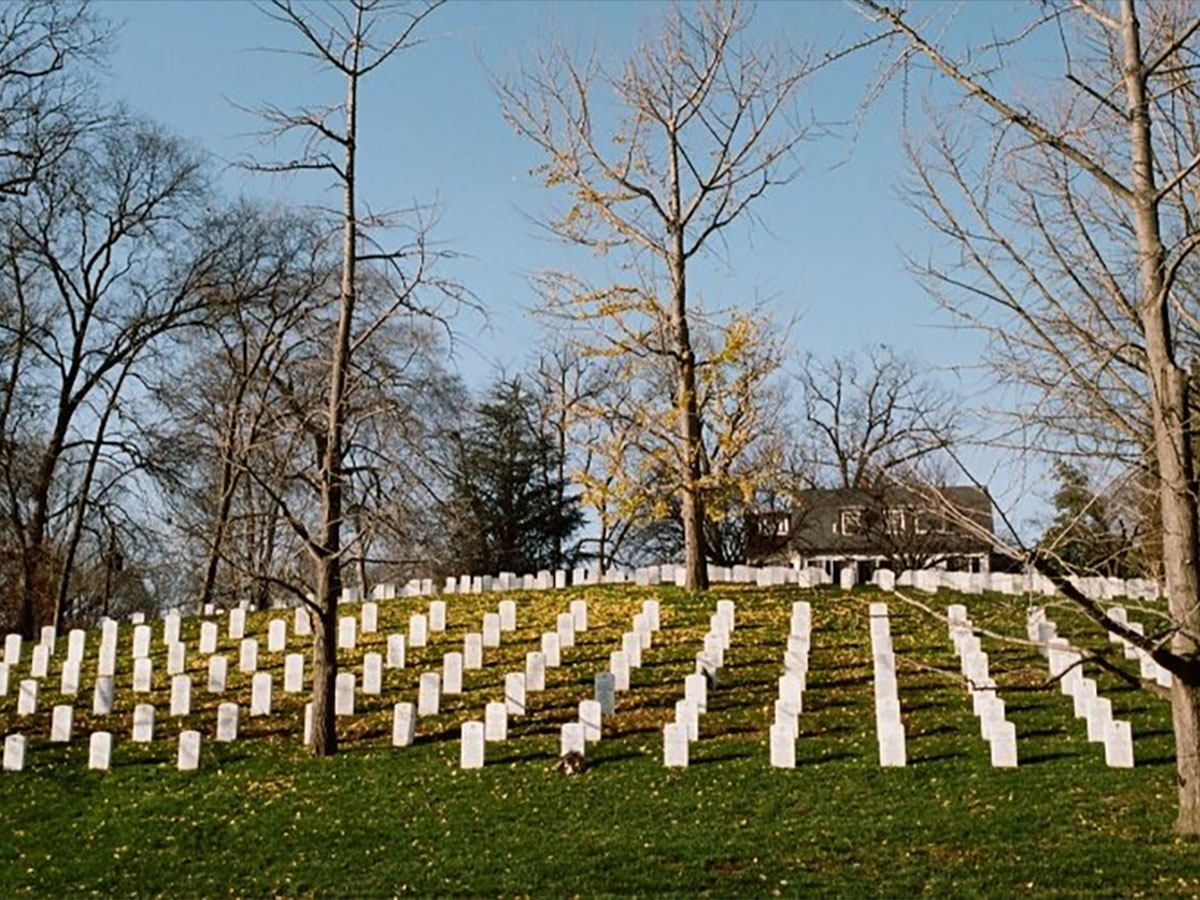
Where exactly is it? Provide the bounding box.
[392,702,416,747]
[595,672,616,714]
[335,672,356,716]
[284,654,304,693]
[207,655,228,693]
[561,721,586,757]
[3,734,26,771]
[88,731,112,770]
[199,621,218,655]
[92,676,114,716]
[251,672,272,716]
[443,652,463,695]
[663,722,688,768]
[131,703,155,742]
[505,672,526,716]
[579,699,602,742]
[410,613,429,649]
[460,721,485,769]
[337,616,357,650]
[216,702,239,741]
[360,602,378,634]
[541,632,562,667]
[170,675,192,716]
[178,730,201,771]
[482,613,501,648]
[498,600,517,631]
[238,638,258,674]
[50,704,73,742]
[485,701,507,741]
[418,672,441,716]
[525,651,546,692]
[268,619,287,653]
[363,652,383,695]
[386,634,406,669]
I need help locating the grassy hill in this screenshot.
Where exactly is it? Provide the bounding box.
[0,583,1195,899]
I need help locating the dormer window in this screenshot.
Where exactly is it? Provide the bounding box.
[839,507,863,536]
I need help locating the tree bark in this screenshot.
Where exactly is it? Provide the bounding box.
[1120,0,1200,834]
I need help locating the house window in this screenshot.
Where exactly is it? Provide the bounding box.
[839,507,863,536]
[759,514,789,537]
[775,516,790,537]
[886,509,906,533]
[915,511,951,534]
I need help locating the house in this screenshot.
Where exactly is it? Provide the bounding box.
[746,485,994,582]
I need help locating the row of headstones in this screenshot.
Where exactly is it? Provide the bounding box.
[874,569,1162,602]
[2,727,206,773]
[947,604,1017,766]
[870,603,907,767]
[769,601,811,768]
[663,599,734,767]
[1030,609,1135,767]
[1101,606,1174,689]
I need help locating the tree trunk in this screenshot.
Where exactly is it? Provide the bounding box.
[670,249,708,591]
[1120,0,1200,834]
[309,561,339,757]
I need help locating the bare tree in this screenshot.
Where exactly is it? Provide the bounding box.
[247,0,450,757]
[860,0,1200,833]
[501,0,829,590]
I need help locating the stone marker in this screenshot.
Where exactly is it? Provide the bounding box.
[167,641,186,676]
[17,678,37,715]
[251,672,272,716]
[610,651,631,691]
[163,614,181,647]
[335,672,356,716]
[360,602,378,634]
[337,616,357,650]
[482,613,502,648]
[392,702,416,747]
[525,651,546,692]
[178,730,201,771]
[579,699,602,742]
[0,662,7,696]
[199,621,218,655]
[1087,696,1113,742]
[429,600,447,632]
[409,613,429,649]
[3,734,26,771]
[386,634,406,669]
[443,652,463,695]
[621,631,642,668]
[4,632,20,666]
[40,625,57,655]
[770,721,796,768]
[684,673,708,713]
[460,721,485,769]
[988,720,1019,768]
[570,599,588,631]
[93,676,114,716]
[643,599,661,631]
[303,703,312,745]
[675,698,699,741]
[418,672,440,716]
[170,675,192,717]
[50,704,73,742]
[485,701,507,741]
[878,722,907,767]
[1105,719,1134,768]
[238,638,258,674]
[463,633,483,670]
[216,702,239,741]
[595,672,616,714]
[88,731,112,770]
[663,722,689,767]
[268,619,287,653]
[58,656,80,696]
[229,608,245,640]
[556,613,575,649]
[363,653,383,695]
[31,644,49,679]
[505,672,526,716]
[541,632,562,667]
[132,703,155,742]
[207,655,228,693]
[499,600,517,632]
[561,721,586,757]
[294,607,311,637]
[97,640,117,678]
[132,624,152,659]
[284,653,304,693]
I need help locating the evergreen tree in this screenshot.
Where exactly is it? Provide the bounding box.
[446,378,583,574]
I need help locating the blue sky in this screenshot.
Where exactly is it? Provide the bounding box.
[98,0,1049,529]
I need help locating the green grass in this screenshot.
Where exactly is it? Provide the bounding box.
[0,584,1196,899]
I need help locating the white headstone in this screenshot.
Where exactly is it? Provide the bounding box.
[570,599,588,632]
[561,721,587,756]
[770,721,796,768]
[30,643,49,679]
[170,674,192,717]
[60,656,81,695]
[216,702,239,741]
[267,619,287,652]
[361,652,383,695]
[684,673,708,714]
[3,632,21,666]
[131,703,155,742]
[386,634,406,669]
[1105,719,1134,768]
[39,625,57,655]
[50,704,73,742]
[337,616,356,650]
[675,698,699,741]
[163,613,181,647]
[621,632,642,668]
[207,655,228,693]
[392,702,416,746]
[460,720,485,769]
[482,613,501,648]
[595,671,616,714]
[199,621,218,655]
[167,641,186,676]
[92,676,114,715]
[283,653,304,692]
[238,638,258,674]
[1087,695,1113,742]
[133,657,153,693]
[463,633,483,670]
[663,722,689,767]
[88,731,112,770]
[229,608,245,640]
[418,672,441,716]
[97,639,117,678]
[443,652,463,695]
[132,624,152,659]
[360,602,378,634]
[251,672,272,716]
[505,672,526,716]
[0,661,7,696]
[541,632,562,667]
[3,733,26,771]
[610,651,631,691]
[525,651,546,691]
[293,607,311,637]
[408,613,429,649]
[484,701,508,741]
[428,600,447,632]
[177,730,201,771]
[303,702,312,745]
[335,672,356,716]
[579,699,602,742]
[556,613,575,648]
[988,720,1018,768]
[498,600,517,631]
